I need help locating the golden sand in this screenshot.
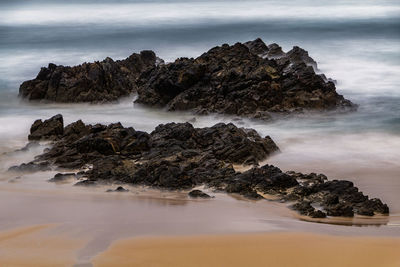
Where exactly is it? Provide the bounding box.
[0,224,86,267]
[93,232,400,267]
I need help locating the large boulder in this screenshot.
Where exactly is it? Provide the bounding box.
[19,51,159,103]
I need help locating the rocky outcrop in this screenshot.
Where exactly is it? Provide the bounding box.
[28,114,64,141]
[19,51,159,103]
[9,115,388,220]
[286,172,389,218]
[136,38,355,119]
[20,39,355,119]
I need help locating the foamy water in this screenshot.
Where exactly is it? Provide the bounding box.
[0,0,399,245]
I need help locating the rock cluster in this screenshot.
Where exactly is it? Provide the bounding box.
[19,39,355,119]
[10,115,389,219]
[19,51,158,102]
[286,172,389,218]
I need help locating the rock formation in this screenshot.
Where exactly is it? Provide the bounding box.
[10,115,388,219]
[136,39,355,118]
[19,51,159,102]
[19,39,355,120]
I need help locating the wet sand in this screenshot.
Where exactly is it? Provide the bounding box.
[93,233,400,267]
[1,225,399,267]
[0,224,86,266]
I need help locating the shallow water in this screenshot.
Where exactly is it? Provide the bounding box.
[0,0,399,250]
[0,170,399,263]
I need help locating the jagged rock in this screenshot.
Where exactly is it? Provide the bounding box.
[28,114,64,141]
[48,172,77,182]
[136,39,355,119]
[188,190,211,198]
[106,186,129,192]
[19,51,158,103]
[20,39,355,119]
[74,179,97,187]
[291,201,327,218]
[285,173,389,218]
[8,161,51,172]
[12,115,389,220]
[266,43,285,58]
[325,203,354,217]
[244,38,269,56]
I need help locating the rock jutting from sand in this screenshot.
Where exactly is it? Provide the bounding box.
[188,190,212,198]
[19,39,355,120]
[9,115,389,219]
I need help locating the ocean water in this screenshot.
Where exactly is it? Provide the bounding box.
[0,0,399,229]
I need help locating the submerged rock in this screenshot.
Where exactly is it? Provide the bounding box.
[106,186,129,192]
[48,172,77,182]
[291,201,327,218]
[19,51,159,103]
[8,161,51,172]
[11,115,389,220]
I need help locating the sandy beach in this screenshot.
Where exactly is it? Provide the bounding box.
[0,225,86,266]
[0,181,398,266]
[93,233,400,267]
[1,225,399,267]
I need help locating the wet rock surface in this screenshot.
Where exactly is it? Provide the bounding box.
[28,114,64,141]
[48,172,78,183]
[188,189,212,198]
[10,115,389,220]
[136,38,355,119]
[106,186,129,193]
[19,51,159,103]
[20,39,355,119]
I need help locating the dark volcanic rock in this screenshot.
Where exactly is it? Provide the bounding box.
[74,179,97,187]
[19,51,158,103]
[20,39,355,118]
[28,114,64,141]
[188,189,211,198]
[291,201,327,218]
[106,186,129,192]
[244,38,269,56]
[286,173,389,218]
[12,115,389,221]
[8,161,51,172]
[49,172,77,182]
[266,43,285,59]
[136,38,355,119]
